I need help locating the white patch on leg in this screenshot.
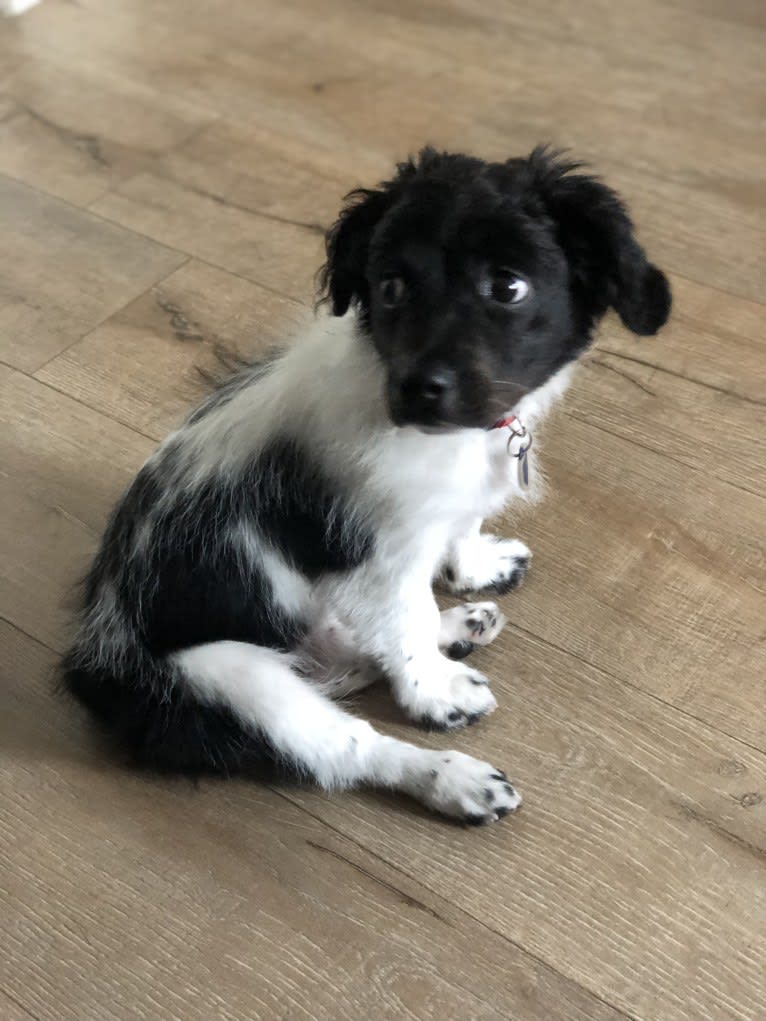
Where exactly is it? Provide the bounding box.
[175,641,376,789]
[325,571,502,730]
[406,751,522,824]
[445,533,531,595]
[439,602,506,651]
[172,640,519,824]
[393,652,498,730]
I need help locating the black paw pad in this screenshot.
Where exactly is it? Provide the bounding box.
[447,639,475,661]
[490,562,529,595]
[464,710,487,726]
[464,813,490,827]
[414,715,451,733]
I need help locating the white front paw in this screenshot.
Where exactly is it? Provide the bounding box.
[398,658,498,731]
[439,601,507,659]
[420,752,522,824]
[444,536,531,595]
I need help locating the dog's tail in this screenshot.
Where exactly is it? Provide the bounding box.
[60,643,277,777]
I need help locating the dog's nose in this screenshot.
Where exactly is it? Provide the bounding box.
[402,366,456,404]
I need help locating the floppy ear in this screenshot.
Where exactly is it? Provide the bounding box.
[318,187,394,317]
[319,152,433,316]
[529,148,671,336]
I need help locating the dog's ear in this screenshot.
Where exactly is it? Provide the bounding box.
[319,153,433,316]
[527,147,671,336]
[318,187,395,317]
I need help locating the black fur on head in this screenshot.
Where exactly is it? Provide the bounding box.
[319,146,671,430]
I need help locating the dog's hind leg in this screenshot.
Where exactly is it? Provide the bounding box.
[172,640,520,823]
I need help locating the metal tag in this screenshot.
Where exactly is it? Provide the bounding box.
[517,446,530,489]
[505,420,533,491]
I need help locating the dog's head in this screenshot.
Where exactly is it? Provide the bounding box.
[319,147,671,430]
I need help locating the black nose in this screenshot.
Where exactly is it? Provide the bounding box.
[402,366,456,404]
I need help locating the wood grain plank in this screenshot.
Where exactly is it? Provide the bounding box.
[284,628,766,1021]
[580,338,763,498]
[90,173,322,301]
[36,260,309,440]
[0,621,623,1021]
[0,56,215,206]
[650,0,766,31]
[595,273,765,403]
[155,119,371,230]
[12,0,759,297]
[0,990,39,1021]
[0,367,153,650]
[25,0,764,129]
[0,177,186,372]
[499,404,766,750]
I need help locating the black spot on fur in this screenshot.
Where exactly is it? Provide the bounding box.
[253,437,374,578]
[63,655,280,776]
[62,416,374,772]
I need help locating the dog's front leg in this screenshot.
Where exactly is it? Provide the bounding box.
[332,566,498,731]
[441,517,532,596]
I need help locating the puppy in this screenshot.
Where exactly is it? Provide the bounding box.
[63,147,671,824]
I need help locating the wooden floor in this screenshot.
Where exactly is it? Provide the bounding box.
[1,1,765,1019]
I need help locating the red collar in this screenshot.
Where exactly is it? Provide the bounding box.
[491,413,520,430]
[491,412,532,490]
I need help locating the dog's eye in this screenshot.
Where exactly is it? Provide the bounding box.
[379,277,406,308]
[487,270,531,305]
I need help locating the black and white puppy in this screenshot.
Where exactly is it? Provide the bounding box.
[63,147,671,824]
